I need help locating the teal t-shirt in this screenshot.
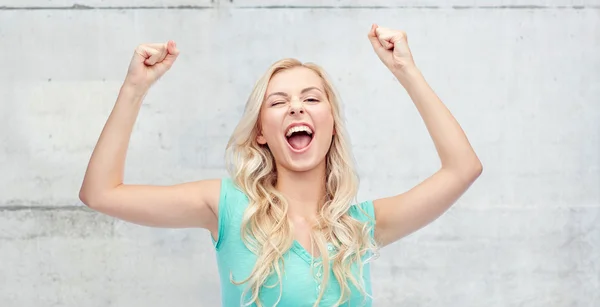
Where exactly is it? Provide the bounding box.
[212,178,376,307]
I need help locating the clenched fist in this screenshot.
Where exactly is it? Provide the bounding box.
[124,40,180,92]
[368,24,415,73]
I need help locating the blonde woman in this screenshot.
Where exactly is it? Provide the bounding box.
[79,24,482,306]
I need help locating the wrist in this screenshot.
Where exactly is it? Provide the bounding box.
[392,64,423,87]
[118,83,148,105]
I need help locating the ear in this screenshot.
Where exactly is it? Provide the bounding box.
[257,131,267,145]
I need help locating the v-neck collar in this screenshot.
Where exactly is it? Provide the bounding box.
[290,240,336,265]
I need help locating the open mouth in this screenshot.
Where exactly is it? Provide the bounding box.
[285,124,314,152]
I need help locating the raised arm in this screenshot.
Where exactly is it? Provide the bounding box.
[79,41,220,234]
[367,25,483,247]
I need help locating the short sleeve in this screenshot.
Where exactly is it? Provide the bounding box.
[212,178,235,250]
[348,200,376,239]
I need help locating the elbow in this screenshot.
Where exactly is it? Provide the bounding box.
[446,158,483,183]
[466,159,483,182]
[78,186,104,209]
[79,184,120,209]
[472,159,483,177]
[78,188,94,208]
[460,151,483,179]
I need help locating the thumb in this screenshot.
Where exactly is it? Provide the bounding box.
[149,41,179,78]
[367,24,384,50]
[161,40,180,67]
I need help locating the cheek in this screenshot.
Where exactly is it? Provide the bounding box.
[314,109,335,135]
[259,112,283,142]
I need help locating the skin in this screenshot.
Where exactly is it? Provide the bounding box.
[366,24,483,246]
[257,67,334,222]
[79,24,482,259]
[256,67,337,252]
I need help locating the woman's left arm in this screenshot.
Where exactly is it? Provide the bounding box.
[367,24,483,247]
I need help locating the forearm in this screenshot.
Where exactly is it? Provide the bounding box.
[393,66,481,173]
[79,85,147,201]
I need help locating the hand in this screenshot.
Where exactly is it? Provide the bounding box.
[124,41,180,92]
[368,24,415,73]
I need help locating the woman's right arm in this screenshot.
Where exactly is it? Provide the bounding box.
[78,41,220,232]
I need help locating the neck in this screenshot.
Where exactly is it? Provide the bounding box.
[275,161,327,220]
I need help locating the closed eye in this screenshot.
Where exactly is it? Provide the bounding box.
[305,98,320,103]
[270,101,286,106]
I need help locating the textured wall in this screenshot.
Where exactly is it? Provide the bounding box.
[1,1,599,306]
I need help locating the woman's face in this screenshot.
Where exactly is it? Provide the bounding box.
[257,67,335,173]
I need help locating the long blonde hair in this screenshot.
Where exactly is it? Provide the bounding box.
[225,58,377,306]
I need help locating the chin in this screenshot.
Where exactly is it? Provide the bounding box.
[282,147,329,174]
[283,157,326,173]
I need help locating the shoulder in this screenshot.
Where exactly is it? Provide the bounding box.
[214,178,249,216]
[218,178,248,204]
[348,200,376,222]
[212,178,249,249]
[348,200,376,235]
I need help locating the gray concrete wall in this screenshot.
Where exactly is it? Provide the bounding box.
[1,1,598,306]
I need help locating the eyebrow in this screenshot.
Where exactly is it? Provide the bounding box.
[265,87,323,100]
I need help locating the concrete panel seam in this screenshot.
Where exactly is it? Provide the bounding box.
[0,4,214,10]
[1,4,599,10]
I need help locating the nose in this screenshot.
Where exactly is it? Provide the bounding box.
[289,99,305,115]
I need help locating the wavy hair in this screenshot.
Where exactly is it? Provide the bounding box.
[225,58,377,306]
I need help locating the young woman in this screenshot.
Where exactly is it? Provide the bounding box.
[79,24,482,307]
